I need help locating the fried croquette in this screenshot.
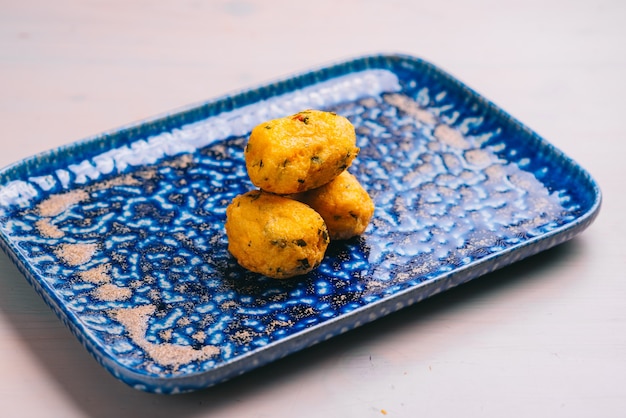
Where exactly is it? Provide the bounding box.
[296,171,374,240]
[245,110,359,194]
[225,190,330,279]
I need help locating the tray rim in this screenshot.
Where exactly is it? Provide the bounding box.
[0,53,602,393]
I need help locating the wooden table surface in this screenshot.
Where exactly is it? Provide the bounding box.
[1,1,624,417]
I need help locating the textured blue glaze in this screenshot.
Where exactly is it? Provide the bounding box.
[0,54,601,393]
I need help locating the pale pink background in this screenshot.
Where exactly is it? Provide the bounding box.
[0,1,624,417]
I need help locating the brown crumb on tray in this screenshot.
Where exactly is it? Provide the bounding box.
[90,173,143,191]
[36,190,90,217]
[266,319,292,334]
[109,305,219,368]
[34,218,65,238]
[54,242,98,266]
[76,263,111,284]
[92,283,132,302]
[192,331,206,342]
[384,93,437,125]
[164,153,194,169]
[433,124,471,150]
[231,329,254,344]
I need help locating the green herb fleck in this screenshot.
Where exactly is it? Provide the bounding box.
[270,239,287,248]
[297,258,310,269]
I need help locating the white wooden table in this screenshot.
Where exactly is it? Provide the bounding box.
[1,1,624,417]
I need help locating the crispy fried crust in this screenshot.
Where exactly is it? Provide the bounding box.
[296,171,375,240]
[225,190,330,279]
[245,110,358,194]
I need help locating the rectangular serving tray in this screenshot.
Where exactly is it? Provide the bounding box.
[0,54,601,393]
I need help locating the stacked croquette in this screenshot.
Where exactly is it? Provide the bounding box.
[225,110,374,279]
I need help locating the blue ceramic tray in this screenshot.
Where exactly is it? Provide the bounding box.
[0,54,601,393]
